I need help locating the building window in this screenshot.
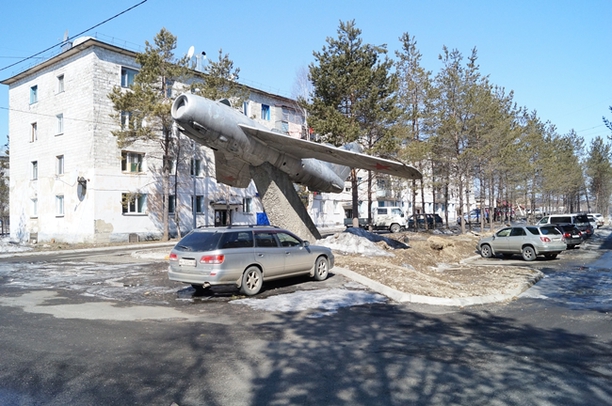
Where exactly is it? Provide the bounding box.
[56,114,64,135]
[56,195,64,217]
[57,75,64,93]
[121,151,144,173]
[168,195,176,213]
[164,156,176,175]
[195,195,204,213]
[30,85,38,104]
[242,101,249,116]
[279,121,289,134]
[30,122,37,142]
[121,67,138,87]
[31,161,38,180]
[190,158,202,176]
[165,79,174,98]
[31,198,38,217]
[244,197,252,213]
[261,104,270,121]
[120,111,142,131]
[122,193,147,214]
[56,155,64,175]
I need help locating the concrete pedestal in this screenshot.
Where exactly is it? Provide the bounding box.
[250,163,321,242]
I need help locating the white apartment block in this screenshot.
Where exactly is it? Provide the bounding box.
[2,37,306,244]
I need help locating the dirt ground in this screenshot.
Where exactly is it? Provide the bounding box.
[24,229,542,300]
[333,230,541,299]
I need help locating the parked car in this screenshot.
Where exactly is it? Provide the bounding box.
[554,223,583,249]
[168,226,334,296]
[408,213,444,228]
[457,208,489,225]
[590,213,605,228]
[478,225,566,261]
[536,213,593,238]
[586,215,598,231]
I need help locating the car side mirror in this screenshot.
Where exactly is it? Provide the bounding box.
[303,241,310,247]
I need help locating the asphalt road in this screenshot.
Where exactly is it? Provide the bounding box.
[0,233,611,405]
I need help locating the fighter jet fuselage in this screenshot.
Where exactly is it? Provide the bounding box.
[171,93,421,193]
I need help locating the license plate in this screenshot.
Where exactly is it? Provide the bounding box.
[179,258,196,267]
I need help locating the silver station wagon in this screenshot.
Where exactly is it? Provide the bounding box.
[478,225,566,261]
[168,226,334,295]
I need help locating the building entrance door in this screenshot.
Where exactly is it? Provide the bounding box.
[215,210,230,226]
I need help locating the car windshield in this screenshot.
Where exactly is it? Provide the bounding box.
[174,231,222,252]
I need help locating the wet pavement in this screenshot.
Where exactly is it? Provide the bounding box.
[520,249,612,311]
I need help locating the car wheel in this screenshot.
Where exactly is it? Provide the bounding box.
[313,256,329,281]
[544,253,558,259]
[390,223,401,233]
[480,244,492,258]
[567,244,574,249]
[522,246,536,261]
[240,266,263,296]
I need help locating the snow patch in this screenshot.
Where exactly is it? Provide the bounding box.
[231,288,386,316]
[0,238,33,253]
[316,228,405,257]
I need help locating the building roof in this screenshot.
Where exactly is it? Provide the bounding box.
[1,36,299,105]
[1,37,135,86]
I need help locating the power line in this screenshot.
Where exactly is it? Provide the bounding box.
[0,0,148,73]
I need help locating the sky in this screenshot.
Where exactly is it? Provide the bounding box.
[1,0,611,151]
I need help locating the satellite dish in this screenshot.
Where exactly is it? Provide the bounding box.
[187,45,195,59]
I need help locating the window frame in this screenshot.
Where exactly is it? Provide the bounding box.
[31,198,38,218]
[56,155,64,175]
[31,161,38,180]
[57,74,64,93]
[56,195,65,217]
[122,193,147,215]
[56,113,64,135]
[30,122,37,142]
[168,195,176,214]
[191,158,202,177]
[30,85,38,104]
[121,151,144,173]
[261,104,270,121]
[195,195,205,214]
[121,67,138,88]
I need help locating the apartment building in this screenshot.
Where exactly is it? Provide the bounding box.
[2,37,305,243]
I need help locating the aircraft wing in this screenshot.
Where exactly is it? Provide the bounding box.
[213,151,252,188]
[239,124,422,180]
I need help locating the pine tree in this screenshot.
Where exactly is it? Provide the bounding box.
[306,20,399,221]
[108,28,190,241]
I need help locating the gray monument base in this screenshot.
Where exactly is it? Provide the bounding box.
[250,163,322,242]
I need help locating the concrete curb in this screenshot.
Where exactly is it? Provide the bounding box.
[333,266,544,307]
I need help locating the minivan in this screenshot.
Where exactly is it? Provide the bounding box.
[537,214,593,238]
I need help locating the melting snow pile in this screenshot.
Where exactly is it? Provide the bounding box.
[0,238,33,253]
[317,228,407,257]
